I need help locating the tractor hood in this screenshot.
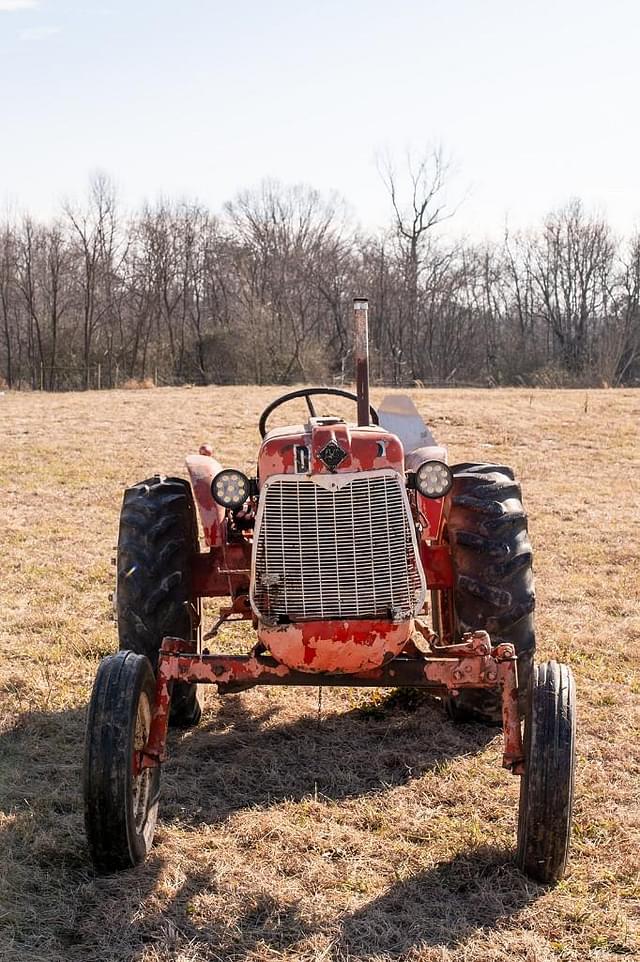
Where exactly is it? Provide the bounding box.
[258,418,405,481]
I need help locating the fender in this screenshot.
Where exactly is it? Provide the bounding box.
[185,453,225,547]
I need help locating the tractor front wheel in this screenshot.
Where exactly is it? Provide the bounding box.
[83,651,160,873]
[517,660,576,882]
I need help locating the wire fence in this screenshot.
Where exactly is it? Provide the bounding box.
[2,363,162,392]
[14,352,606,392]
[2,365,494,392]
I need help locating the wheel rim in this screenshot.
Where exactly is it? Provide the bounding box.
[132,690,153,833]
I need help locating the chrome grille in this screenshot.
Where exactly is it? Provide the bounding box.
[251,472,426,621]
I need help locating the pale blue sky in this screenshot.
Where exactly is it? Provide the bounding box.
[1,0,638,239]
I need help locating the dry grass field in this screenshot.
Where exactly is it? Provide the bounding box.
[0,385,639,962]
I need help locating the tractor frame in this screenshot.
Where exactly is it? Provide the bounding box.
[139,631,524,775]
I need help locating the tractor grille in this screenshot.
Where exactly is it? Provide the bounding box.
[251,472,426,622]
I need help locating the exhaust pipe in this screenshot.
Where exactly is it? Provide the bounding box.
[353,297,370,427]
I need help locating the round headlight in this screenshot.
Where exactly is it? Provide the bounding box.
[211,470,250,508]
[415,460,453,499]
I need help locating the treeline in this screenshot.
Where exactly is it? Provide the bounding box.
[1,165,639,391]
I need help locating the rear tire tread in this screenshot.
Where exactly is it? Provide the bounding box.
[443,462,536,721]
[117,475,201,726]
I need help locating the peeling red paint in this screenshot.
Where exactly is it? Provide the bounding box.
[260,436,296,475]
[498,658,524,773]
[185,453,225,546]
[259,618,413,673]
[141,630,524,773]
[420,541,454,589]
[258,422,404,480]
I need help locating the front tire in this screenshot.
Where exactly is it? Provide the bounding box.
[517,661,576,882]
[83,651,160,873]
[116,475,201,727]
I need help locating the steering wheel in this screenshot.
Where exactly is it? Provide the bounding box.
[259,387,379,439]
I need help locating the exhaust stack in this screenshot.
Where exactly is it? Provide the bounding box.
[353,297,370,427]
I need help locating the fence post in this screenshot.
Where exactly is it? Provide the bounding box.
[97,363,101,391]
[154,366,158,387]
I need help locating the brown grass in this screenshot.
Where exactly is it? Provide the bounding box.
[0,385,639,962]
[122,378,156,390]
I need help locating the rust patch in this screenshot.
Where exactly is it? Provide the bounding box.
[258,424,405,481]
[259,618,413,673]
[142,630,524,776]
[354,298,370,427]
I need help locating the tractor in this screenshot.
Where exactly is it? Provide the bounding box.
[83,298,575,883]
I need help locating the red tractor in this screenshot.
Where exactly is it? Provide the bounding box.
[83,298,576,883]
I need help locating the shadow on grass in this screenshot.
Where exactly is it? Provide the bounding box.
[161,690,498,826]
[0,692,534,961]
[112,844,537,961]
[338,846,537,959]
[0,706,167,961]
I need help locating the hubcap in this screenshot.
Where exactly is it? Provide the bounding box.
[132,691,152,833]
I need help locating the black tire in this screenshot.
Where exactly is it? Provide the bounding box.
[517,661,576,882]
[442,462,535,722]
[84,651,160,873]
[116,475,201,727]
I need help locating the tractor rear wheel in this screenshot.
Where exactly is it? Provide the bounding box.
[441,462,535,722]
[517,660,576,882]
[84,651,160,873]
[116,475,201,727]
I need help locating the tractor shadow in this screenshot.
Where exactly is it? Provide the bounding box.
[0,705,169,961]
[0,693,533,961]
[163,689,499,826]
[337,845,538,958]
[147,691,539,958]
[145,844,539,960]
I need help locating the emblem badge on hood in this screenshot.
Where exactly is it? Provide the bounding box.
[318,440,347,471]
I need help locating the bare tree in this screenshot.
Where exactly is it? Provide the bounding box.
[226,180,349,382]
[378,147,454,381]
[0,168,637,391]
[0,224,18,387]
[527,200,615,374]
[600,235,640,384]
[64,172,120,388]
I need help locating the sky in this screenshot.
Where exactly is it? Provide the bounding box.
[1,0,639,241]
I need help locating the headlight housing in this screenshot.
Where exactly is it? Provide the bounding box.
[413,460,453,499]
[211,470,251,509]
